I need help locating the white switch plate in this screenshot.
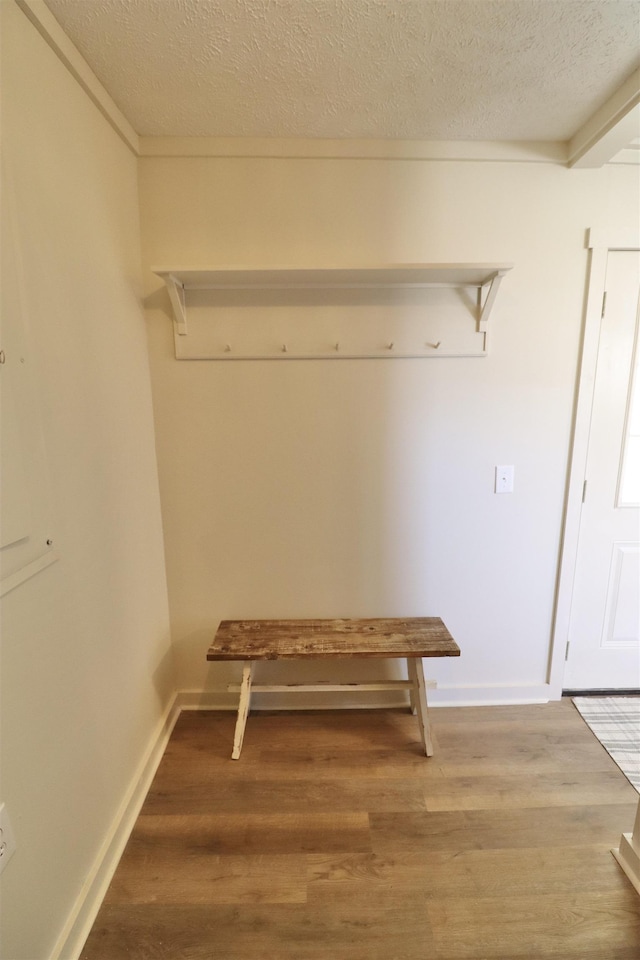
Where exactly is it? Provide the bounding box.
[0,803,17,875]
[495,465,515,494]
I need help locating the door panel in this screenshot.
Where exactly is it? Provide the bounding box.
[564,250,640,689]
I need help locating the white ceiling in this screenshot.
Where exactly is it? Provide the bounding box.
[41,0,640,142]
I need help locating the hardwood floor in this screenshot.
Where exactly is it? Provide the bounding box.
[80,700,640,959]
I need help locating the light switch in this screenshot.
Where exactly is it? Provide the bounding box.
[495,465,514,494]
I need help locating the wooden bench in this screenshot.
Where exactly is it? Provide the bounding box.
[206,617,460,759]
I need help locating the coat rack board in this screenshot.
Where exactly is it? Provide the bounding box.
[153,263,513,360]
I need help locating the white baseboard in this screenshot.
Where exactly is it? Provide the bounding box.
[50,693,182,960]
[179,687,411,711]
[613,833,640,896]
[428,682,552,707]
[179,682,553,711]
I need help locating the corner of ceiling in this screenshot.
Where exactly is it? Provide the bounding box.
[568,67,640,168]
[17,0,638,170]
[14,0,140,156]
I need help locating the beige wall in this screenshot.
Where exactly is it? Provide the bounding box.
[2,1,639,952]
[139,155,639,703]
[0,3,172,958]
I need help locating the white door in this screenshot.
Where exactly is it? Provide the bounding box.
[564,250,640,689]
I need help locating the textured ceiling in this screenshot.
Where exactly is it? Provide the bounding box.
[42,0,640,140]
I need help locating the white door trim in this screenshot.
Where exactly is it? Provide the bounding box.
[549,228,640,696]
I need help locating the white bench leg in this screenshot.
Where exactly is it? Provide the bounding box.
[407,656,433,757]
[232,661,254,760]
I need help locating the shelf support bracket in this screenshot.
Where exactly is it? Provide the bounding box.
[477,271,507,334]
[165,273,187,336]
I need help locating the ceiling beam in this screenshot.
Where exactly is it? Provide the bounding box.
[568,68,640,168]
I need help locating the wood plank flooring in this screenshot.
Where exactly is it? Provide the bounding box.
[80,700,640,960]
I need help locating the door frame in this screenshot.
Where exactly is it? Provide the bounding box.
[549,228,640,697]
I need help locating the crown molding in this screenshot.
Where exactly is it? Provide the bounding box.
[138,137,567,163]
[14,0,139,156]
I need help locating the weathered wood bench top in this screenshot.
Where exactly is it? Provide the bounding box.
[207,617,460,661]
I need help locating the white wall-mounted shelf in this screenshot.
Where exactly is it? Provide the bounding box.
[153,263,513,359]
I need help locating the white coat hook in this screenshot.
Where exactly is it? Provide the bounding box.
[335,342,340,352]
[282,343,288,353]
[427,341,441,350]
[387,342,394,351]
[224,343,231,352]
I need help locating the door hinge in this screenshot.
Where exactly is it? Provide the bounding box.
[601,291,607,318]
[565,641,570,661]
[582,479,587,503]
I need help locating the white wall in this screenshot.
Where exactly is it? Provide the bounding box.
[0,3,173,957]
[139,154,639,704]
